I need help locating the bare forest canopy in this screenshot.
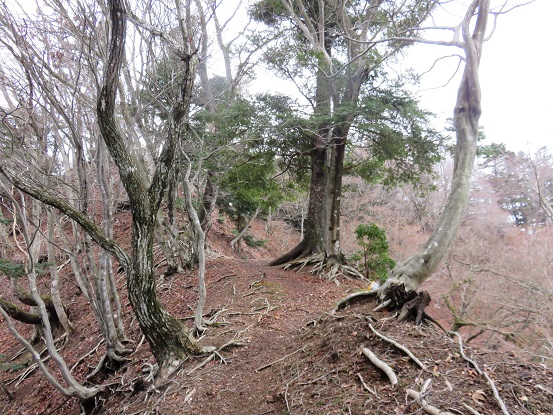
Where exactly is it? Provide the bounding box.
[0,1,551,414]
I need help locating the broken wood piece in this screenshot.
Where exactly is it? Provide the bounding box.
[357,373,377,396]
[361,346,397,387]
[462,403,483,415]
[373,298,391,312]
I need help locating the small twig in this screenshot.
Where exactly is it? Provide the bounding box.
[535,384,553,396]
[250,278,264,289]
[510,385,533,415]
[299,368,339,385]
[462,403,482,415]
[183,388,195,403]
[361,347,397,387]
[212,273,236,284]
[368,323,428,371]
[357,373,377,396]
[71,339,104,373]
[255,347,305,372]
[421,378,432,394]
[132,335,146,355]
[406,389,455,415]
[452,332,510,415]
[0,380,13,400]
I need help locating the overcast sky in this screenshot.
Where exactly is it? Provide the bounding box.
[244,1,551,155]
[405,0,552,153]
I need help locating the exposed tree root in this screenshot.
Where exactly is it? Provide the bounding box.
[452,331,511,415]
[361,346,398,387]
[367,323,428,371]
[375,283,446,331]
[268,239,309,266]
[334,289,378,311]
[276,253,367,284]
[86,347,131,380]
[398,290,431,325]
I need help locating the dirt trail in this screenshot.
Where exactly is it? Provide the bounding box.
[1,224,552,415]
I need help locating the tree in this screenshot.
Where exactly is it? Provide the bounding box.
[251,1,440,270]
[379,0,491,295]
[0,0,213,382]
[483,145,553,227]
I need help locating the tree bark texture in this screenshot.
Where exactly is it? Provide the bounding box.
[380,0,489,294]
[97,0,201,375]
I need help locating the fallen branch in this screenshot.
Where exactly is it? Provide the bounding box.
[357,373,377,396]
[452,332,510,415]
[368,323,428,371]
[361,346,397,387]
[462,403,483,415]
[406,388,455,415]
[255,347,305,372]
[335,289,378,311]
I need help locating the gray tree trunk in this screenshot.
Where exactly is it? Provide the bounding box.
[379,0,490,294]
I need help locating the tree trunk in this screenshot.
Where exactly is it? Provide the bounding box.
[127,218,202,368]
[270,60,333,265]
[270,143,327,265]
[379,0,489,295]
[97,0,203,377]
[231,207,261,250]
[0,297,42,324]
[47,210,74,334]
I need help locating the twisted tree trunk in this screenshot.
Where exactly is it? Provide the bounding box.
[96,0,203,378]
[379,0,490,295]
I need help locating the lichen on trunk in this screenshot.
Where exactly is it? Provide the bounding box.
[96,0,204,377]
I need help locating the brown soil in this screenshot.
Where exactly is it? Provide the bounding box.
[1,216,552,415]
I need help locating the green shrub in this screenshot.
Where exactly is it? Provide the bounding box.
[353,223,395,283]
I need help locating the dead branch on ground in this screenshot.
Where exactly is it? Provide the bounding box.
[452,331,510,415]
[361,346,398,387]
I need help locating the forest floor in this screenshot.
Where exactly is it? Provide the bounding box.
[0,215,552,415]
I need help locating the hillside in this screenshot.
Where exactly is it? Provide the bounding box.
[0,215,552,415]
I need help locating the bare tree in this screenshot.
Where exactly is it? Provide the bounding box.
[0,0,132,372]
[0,0,216,383]
[379,0,491,295]
[0,184,100,402]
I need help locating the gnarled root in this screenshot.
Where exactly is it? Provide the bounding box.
[275,253,367,284]
[376,283,441,328]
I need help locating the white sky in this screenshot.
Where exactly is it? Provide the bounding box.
[404,0,552,153]
[245,1,551,154]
